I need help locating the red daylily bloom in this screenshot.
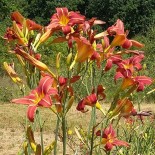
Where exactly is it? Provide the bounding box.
[12,76,57,121]
[134,76,152,91]
[96,124,129,151]
[81,17,105,33]
[77,85,105,112]
[75,37,95,62]
[107,19,124,35]
[104,55,122,71]
[121,76,152,91]
[115,54,144,80]
[51,31,80,48]
[76,93,97,112]
[107,19,143,49]
[49,7,85,34]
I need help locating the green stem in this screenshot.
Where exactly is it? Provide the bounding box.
[54,117,60,155]
[98,122,104,153]
[89,107,96,155]
[62,116,67,155]
[38,111,44,155]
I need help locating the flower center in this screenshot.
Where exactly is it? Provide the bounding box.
[59,15,69,26]
[34,92,44,104]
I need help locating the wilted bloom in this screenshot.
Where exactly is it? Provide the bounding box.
[125,117,135,126]
[4,11,42,46]
[3,62,23,84]
[3,28,17,41]
[14,47,56,78]
[96,124,129,151]
[111,99,134,118]
[53,75,80,113]
[49,7,85,34]
[11,11,42,31]
[12,76,57,121]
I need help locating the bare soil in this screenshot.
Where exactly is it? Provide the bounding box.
[0,102,154,155]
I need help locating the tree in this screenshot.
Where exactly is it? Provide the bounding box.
[87,0,155,36]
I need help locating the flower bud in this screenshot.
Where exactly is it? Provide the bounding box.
[56,52,61,69]
[66,96,74,113]
[76,62,81,74]
[13,21,24,38]
[66,53,72,66]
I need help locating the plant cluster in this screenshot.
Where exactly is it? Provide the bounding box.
[2,7,154,155]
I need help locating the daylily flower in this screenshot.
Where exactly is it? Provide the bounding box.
[107,19,144,49]
[81,17,105,33]
[120,76,152,91]
[51,31,80,48]
[77,85,105,112]
[12,76,57,121]
[115,54,144,80]
[70,37,95,69]
[49,7,85,34]
[96,124,129,151]
[104,55,122,71]
[74,37,95,62]
[3,28,17,41]
[76,93,98,112]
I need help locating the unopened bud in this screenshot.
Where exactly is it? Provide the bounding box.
[76,62,81,74]
[66,96,74,113]
[13,21,24,38]
[143,64,147,70]
[96,101,105,115]
[56,52,61,69]
[66,53,72,66]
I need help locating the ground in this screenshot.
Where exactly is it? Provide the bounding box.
[0,102,154,155]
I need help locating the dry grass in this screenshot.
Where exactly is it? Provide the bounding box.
[0,102,155,155]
